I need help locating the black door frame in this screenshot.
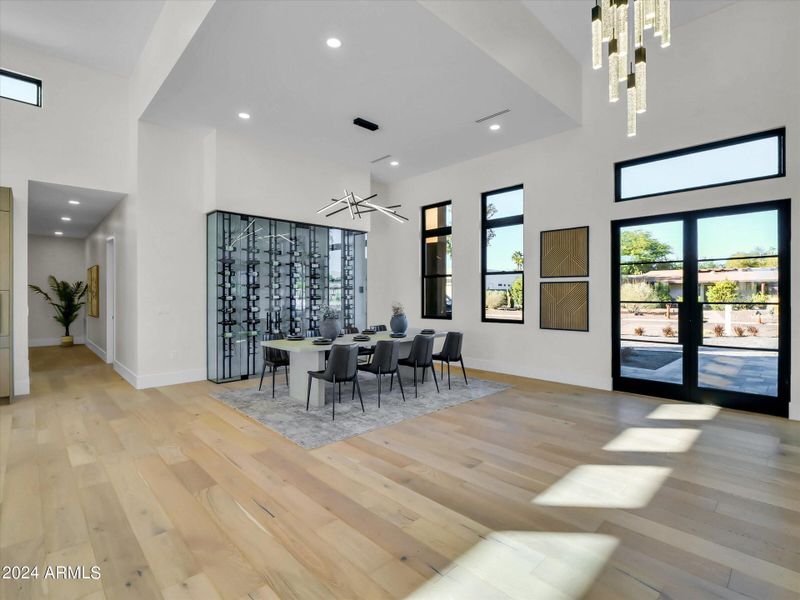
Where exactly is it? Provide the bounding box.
[612,199,791,417]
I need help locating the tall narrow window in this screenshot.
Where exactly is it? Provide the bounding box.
[421,201,452,319]
[482,185,524,323]
[0,69,42,107]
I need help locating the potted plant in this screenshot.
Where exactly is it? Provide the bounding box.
[29,276,88,347]
[318,305,341,340]
[390,301,408,334]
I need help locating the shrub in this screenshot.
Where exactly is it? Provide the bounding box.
[747,325,759,336]
[712,324,724,337]
[509,276,523,308]
[733,326,746,337]
[634,327,645,336]
[705,280,739,308]
[621,281,656,315]
[485,290,507,310]
[662,325,676,338]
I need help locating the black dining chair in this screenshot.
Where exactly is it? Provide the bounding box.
[306,345,363,420]
[398,334,439,397]
[372,324,387,332]
[358,340,404,407]
[259,333,290,398]
[343,325,359,334]
[432,332,468,390]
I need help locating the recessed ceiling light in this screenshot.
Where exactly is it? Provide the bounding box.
[326,38,342,49]
[238,112,251,120]
[68,200,80,205]
[389,161,399,167]
[61,216,71,221]
[489,123,501,131]
[54,231,63,236]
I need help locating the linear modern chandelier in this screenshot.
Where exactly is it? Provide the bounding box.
[592,0,671,137]
[318,190,408,223]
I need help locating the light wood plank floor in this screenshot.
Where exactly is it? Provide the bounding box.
[1,346,799,599]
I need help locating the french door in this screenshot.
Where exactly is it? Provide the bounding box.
[612,200,790,417]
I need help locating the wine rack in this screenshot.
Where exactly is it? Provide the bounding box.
[207,211,367,383]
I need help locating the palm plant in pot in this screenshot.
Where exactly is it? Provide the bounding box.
[318,305,341,340]
[29,276,88,347]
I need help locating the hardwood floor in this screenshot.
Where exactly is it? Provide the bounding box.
[1,345,799,599]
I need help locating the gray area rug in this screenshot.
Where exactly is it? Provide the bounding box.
[210,372,509,449]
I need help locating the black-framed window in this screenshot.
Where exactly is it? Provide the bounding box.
[0,69,42,107]
[481,185,524,323]
[421,201,452,319]
[615,128,785,202]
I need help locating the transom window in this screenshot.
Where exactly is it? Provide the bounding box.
[0,69,42,107]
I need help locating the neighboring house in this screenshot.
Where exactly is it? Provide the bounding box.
[629,267,778,300]
[486,273,522,291]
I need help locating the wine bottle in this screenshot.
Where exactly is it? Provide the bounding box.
[219,295,235,301]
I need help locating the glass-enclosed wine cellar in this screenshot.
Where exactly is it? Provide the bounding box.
[207,211,367,383]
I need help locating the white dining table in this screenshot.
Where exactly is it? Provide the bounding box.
[261,329,447,407]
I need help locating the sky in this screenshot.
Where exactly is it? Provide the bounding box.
[485,188,524,272]
[621,209,778,262]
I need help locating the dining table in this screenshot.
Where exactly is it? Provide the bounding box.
[261,329,447,407]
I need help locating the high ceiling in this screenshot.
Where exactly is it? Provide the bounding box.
[28,181,125,239]
[141,0,578,183]
[0,0,164,75]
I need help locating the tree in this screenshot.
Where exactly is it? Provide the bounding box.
[511,250,524,271]
[486,203,498,245]
[620,230,672,275]
[509,276,523,308]
[724,247,778,269]
[705,280,738,308]
[620,281,654,314]
[29,276,88,337]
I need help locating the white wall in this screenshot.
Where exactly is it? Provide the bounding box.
[369,2,800,415]
[27,235,86,345]
[0,41,130,394]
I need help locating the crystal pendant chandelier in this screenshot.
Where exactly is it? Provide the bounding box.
[592,0,670,136]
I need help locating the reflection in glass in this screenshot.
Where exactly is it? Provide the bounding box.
[424,204,452,230]
[484,273,523,321]
[698,347,777,396]
[620,220,682,264]
[620,341,683,384]
[701,304,778,350]
[485,225,523,272]
[485,188,523,220]
[424,235,451,275]
[620,261,683,306]
[619,306,679,344]
[423,277,451,319]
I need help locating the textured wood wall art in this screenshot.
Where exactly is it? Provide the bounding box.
[540,226,589,277]
[88,265,99,318]
[540,281,588,331]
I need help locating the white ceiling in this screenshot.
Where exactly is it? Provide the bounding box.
[0,0,164,75]
[28,181,125,239]
[522,0,735,65]
[141,0,577,183]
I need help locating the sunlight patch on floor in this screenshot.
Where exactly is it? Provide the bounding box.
[532,465,672,509]
[647,403,720,421]
[406,531,619,600]
[603,427,701,453]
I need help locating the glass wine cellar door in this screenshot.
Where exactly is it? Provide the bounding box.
[207,211,367,383]
[612,200,790,417]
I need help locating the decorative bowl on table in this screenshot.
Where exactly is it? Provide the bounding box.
[313,338,332,345]
[286,334,304,341]
[420,329,435,335]
[361,328,376,335]
[352,334,370,342]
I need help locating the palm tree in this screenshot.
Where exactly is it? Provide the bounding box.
[29,276,88,338]
[511,250,524,271]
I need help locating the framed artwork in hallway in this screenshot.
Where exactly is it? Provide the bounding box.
[87,264,99,317]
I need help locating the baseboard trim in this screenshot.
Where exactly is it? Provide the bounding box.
[29,337,86,348]
[113,360,138,389]
[136,368,206,389]
[85,338,107,362]
[463,356,611,392]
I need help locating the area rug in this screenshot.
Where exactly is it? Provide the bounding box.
[210,373,509,449]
